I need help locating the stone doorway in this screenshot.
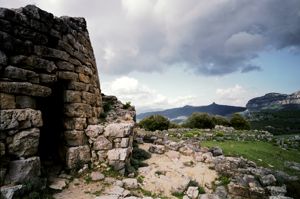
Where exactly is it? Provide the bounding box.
[37,81,66,169]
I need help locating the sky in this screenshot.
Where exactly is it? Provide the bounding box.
[1,0,300,113]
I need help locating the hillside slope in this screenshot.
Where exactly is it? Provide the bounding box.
[137,103,246,121]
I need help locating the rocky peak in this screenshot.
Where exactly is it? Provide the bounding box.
[246,91,300,111]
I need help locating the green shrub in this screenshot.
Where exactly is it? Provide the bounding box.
[215,131,224,137]
[123,101,131,109]
[139,115,170,131]
[230,113,251,130]
[212,115,230,126]
[132,147,152,160]
[198,186,205,194]
[218,176,231,185]
[169,122,181,128]
[183,112,215,129]
[172,191,185,199]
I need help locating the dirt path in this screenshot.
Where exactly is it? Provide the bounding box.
[53,177,105,199]
[138,144,218,197]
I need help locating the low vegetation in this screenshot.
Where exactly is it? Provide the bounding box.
[230,113,251,130]
[249,110,300,135]
[138,115,170,131]
[182,112,215,129]
[201,140,300,177]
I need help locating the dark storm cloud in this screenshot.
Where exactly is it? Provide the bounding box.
[1,0,300,75]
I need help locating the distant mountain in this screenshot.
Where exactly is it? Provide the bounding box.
[245,90,300,135]
[137,102,246,122]
[246,91,300,112]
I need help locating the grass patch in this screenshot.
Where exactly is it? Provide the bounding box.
[172,191,185,199]
[201,140,300,177]
[102,167,121,178]
[183,130,202,138]
[137,175,145,183]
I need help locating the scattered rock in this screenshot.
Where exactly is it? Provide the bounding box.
[186,186,199,199]
[198,194,220,199]
[0,185,23,199]
[49,177,68,190]
[90,171,105,181]
[260,174,277,186]
[95,195,120,199]
[148,145,165,154]
[267,185,287,196]
[122,178,138,189]
[104,185,125,196]
[215,186,227,198]
[209,147,223,157]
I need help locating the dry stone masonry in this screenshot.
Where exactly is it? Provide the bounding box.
[0,5,135,189]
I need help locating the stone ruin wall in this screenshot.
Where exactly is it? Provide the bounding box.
[0,5,135,186]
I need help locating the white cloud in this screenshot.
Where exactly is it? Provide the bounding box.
[216,84,256,106]
[102,76,198,113]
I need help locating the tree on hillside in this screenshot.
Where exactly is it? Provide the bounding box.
[183,112,215,129]
[212,115,230,126]
[138,115,170,131]
[230,113,251,130]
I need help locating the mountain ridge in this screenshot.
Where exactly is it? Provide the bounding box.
[246,90,300,111]
[137,102,246,121]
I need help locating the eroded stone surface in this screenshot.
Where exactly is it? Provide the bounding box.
[5,157,41,184]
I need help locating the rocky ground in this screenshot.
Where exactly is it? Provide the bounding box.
[51,142,218,199]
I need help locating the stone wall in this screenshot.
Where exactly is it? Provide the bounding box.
[0,5,122,186]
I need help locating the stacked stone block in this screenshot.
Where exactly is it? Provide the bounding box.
[0,5,103,185]
[85,122,134,174]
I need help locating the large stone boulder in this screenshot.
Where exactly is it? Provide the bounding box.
[85,124,105,138]
[104,123,134,138]
[93,136,113,150]
[5,157,41,184]
[148,145,165,154]
[7,128,40,158]
[66,145,91,169]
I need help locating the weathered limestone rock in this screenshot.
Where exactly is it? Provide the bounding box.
[104,123,134,138]
[198,194,220,199]
[64,90,81,103]
[85,124,104,138]
[8,128,40,157]
[0,82,51,97]
[0,185,23,199]
[64,103,92,117]
[148,145,166,154]
[9,55,57,73]
[266,185,287,196]
[209,146,223,157]
[66,145,91,169]
[49,177,69,190]
[122,178,138,189]
[0,109,42,130]
[16,96,36,109]
[186,186,199,199]
[93,136,112,150]
[107,148,131,161]
[260,174,277,186]
[3,66,39,83]
[64,117,87,130]
[64,130,86,146]
[5,157,41,184]
[121,138,130,148]
[0,93,15,109]
[90,171,105,181]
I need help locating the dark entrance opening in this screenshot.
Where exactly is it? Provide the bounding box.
[37,81,66,170]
